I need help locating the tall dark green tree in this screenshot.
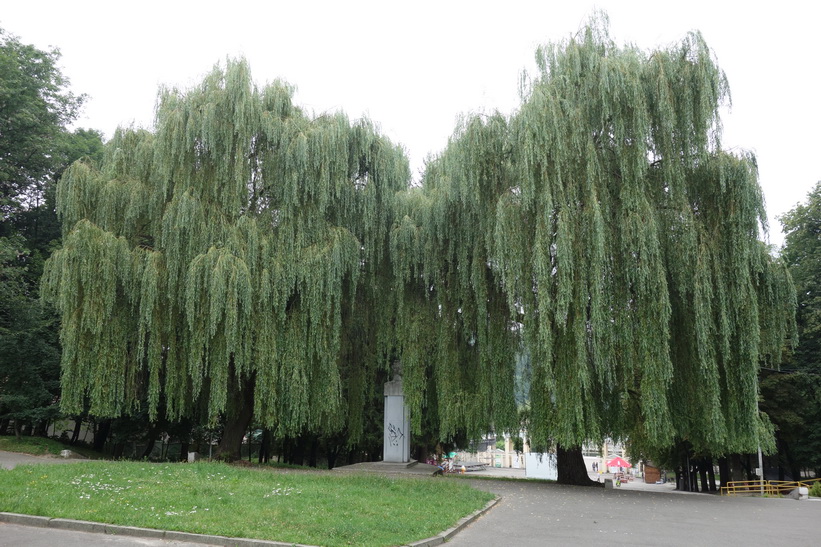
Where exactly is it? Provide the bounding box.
[0,29,99,439]
[763,181,821,479]
[0,28,85,219]
[781,181,821,373]
[43,59,409,459]
[0,235,61,438]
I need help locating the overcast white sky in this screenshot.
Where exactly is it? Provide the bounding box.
[4,1,819,246]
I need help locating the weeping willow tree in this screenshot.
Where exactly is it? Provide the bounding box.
[42,59,409,458]
[394,14,795,484]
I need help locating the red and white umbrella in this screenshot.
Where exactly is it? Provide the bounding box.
[606,456,630,468]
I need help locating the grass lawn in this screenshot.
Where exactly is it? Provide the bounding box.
[0,435,102,459]
[0,460,494,546]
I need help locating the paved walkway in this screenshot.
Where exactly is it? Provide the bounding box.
[2,451,818,546]
[0,449,89,470]
[0,522,207,547]
[446,476,818,546]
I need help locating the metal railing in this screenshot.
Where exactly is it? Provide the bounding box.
[720,477,821,496]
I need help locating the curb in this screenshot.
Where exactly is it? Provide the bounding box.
[405,496,500,547]
[0,512,314,546]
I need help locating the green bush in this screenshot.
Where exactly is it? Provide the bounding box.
[809,480,821,497]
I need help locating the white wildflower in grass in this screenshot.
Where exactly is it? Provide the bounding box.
[263,486,302,498]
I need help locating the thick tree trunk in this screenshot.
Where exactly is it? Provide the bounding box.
[678,451,692,491]
[141,432,157,459]
[179,442,190,462]
[93,420,111,453]
[690,463,700,492]
[258,429,271,464]
[698,459,709,492]
[717,457,730,489]
[214,374,255,461]
[556,445,599,486]
[289,435,306,466]
[112,442,125,459]
[730,454,746,481]
[308,435,318,468]
[326,435,345,469]
[706,459,717,491]
[70,418,82,445]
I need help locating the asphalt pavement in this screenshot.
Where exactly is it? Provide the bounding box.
[445,475,819,546]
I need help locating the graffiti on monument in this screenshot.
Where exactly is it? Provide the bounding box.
[388,423,404,447]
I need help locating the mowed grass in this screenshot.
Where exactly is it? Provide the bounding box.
[0,461,494,546]
[0,435,101,458]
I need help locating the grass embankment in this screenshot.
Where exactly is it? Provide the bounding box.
[0,461,493,546]
[0,435,101,459]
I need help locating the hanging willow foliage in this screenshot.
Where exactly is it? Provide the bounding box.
[43,59,409,440]
[393,13,796,456]
[44,15,796,459]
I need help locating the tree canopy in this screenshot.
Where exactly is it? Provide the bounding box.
[43,60,409,452]
[762,181,821,478]
[43,15,796,464]
[392,15,795,461]
[0,28,85,216]
[0,28,102,439]
[780,181,821,373]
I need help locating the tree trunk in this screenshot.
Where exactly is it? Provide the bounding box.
[556,445,599,486]
[112,442,125,459]
[141,430,158,459]
[690,462,700,492]
[784,442,800,481]
[308,435,318,468]
[706,459,717,491]
[70,418,83,445]
[258,429,271,464]
[326,436,343,469]
[717,457,730,489]
[290,435,306,466]
[730,454,746,481]
[13,420,22,440]
[34,419,49,437]
[698,459,709,492]
[179,442,190,462]
[93,420,111,453]
[214,374,255,461]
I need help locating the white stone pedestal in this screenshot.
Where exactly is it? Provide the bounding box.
[383,363,411,463]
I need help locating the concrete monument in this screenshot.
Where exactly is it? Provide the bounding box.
[383,360,411,463]
[333,360,440,475]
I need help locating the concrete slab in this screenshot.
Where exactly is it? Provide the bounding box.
[333,460,443,476]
